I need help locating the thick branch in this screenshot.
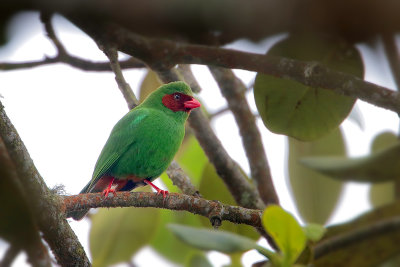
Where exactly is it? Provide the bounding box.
[71,22,400,113]
[63,192,263,228]
[314,216,400,259]
[209,66,278,205]
[0,102,90,266]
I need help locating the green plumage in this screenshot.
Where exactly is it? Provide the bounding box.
[70,81,196,220]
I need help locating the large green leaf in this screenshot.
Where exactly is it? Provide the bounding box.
[369,132,399,207]
[176,135,208,188]
[300,143,400,183]
[288,128,346,224]
[90,188,160,267]
[254,33,363,141]
[199,162,260,240]
[263,205,306,266]
[167,224,258,254]
[314,200,400,266]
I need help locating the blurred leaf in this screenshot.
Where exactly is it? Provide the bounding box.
[139,70,162,103]
[176,135,208,187]
[254,33,363,141]
[288,128,346,224]
[315,200,400,266]
[262,205,306,266]
[199,162,260,240]
[369,132,399,207]
[90,189,160,267]
[300,142,400,183]
[167,224,258,254]
[185,252,213,267]
[303,224,326,242]
[150,209,204,264]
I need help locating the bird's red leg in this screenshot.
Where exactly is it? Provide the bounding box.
[102,177,116,197]
[144,180,169,198]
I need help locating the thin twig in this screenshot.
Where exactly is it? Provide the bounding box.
[166,161,201,197]
[102,46,138,109]
[177,65,201,93]
[63,192,263,228]
[0,102,90,266]
[209,66,278,205]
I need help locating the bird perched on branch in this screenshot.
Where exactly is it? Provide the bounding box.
[70,81,201,220]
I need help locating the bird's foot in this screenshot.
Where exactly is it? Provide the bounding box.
[102,187,116,197]
[144,180,169,199]
[102,177,116,197]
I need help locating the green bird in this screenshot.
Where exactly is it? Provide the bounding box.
[70,81,201,220]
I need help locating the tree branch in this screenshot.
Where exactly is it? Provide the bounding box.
[102,46,138,109]
[70,22,400,114]
[166,161,201,197]
[0,102,90,266]
[209,66,278,205]
[63,192,263,228]
[314,216,400,259]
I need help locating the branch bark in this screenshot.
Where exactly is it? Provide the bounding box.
[63,192,263,228]
[209,66,278,205]
[0,102,90,266]
[68,21,400,114]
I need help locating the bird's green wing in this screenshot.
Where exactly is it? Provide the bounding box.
[85,109,149,191]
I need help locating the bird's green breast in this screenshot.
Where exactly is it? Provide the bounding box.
[97,107,186,181]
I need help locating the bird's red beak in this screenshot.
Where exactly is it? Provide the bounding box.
[183,98,201,109]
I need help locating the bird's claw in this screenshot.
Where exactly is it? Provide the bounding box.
[156,189,169,199]
[102,187,116,197]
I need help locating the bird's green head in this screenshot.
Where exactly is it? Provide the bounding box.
[141,81,201,114]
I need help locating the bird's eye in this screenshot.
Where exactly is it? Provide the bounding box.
[174,94,181,100]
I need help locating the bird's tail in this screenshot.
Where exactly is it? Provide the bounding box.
[68,182,93,221]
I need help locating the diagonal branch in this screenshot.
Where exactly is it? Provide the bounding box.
[209,66,278,205]
[102,46,138,109]
[63,192,263,228]
[0,102,90,266]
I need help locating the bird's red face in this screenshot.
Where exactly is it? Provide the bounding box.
[162,92,201,112]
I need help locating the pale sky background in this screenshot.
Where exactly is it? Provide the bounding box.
[0,12,399,267]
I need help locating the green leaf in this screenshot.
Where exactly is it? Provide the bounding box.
[300,142,400,183]
[150,209,204,264]
[254,33,363,141]
[288,128,346,224]
[369,131,398,207]
[303,223,326,242]
[177,135,208,187]
[139,70,162,103]
[199,162,260,240]
[185,252,213,267]
[167,224,258,254]
[90,196,160,267]
[262,205,306,266]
